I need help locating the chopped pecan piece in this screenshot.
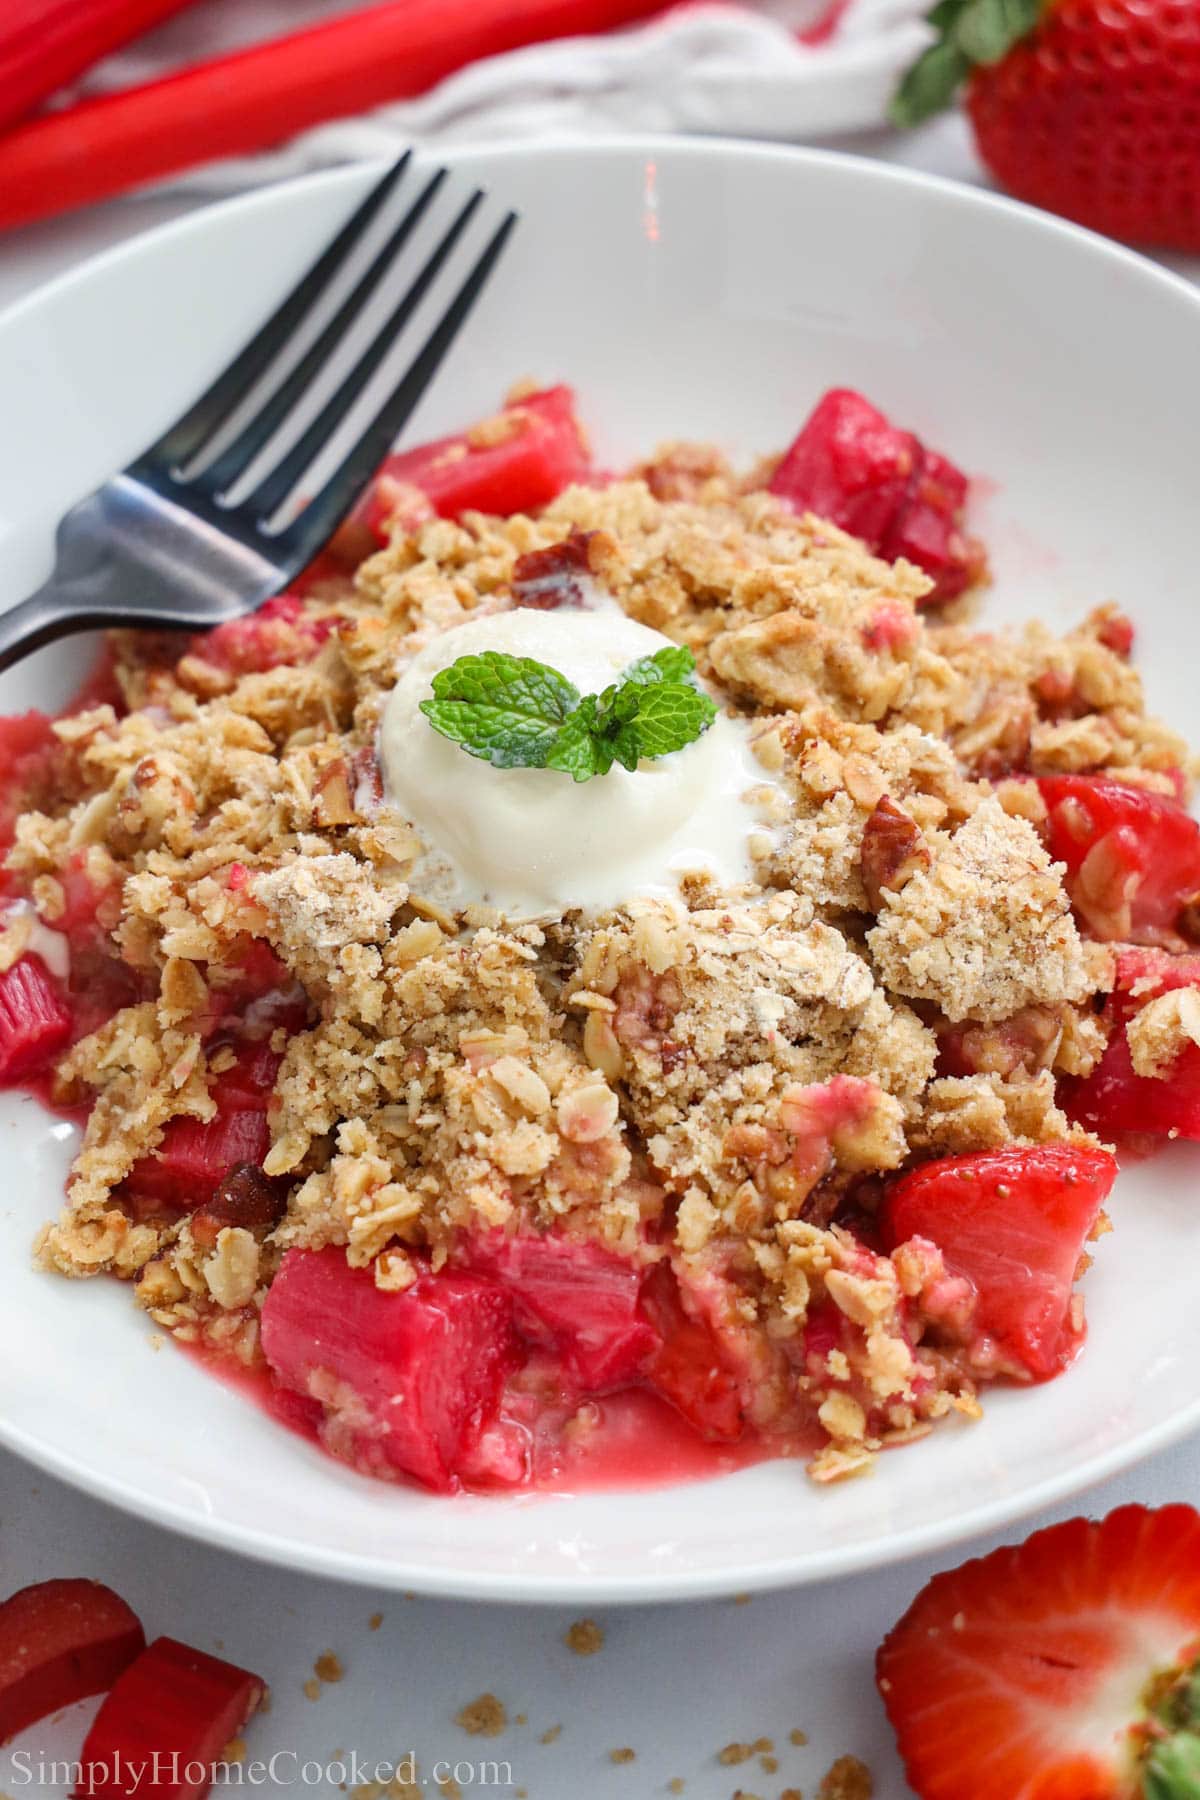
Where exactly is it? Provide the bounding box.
[860,795,930,911]
[511,528,600,610]
[190,1163,286,1250]
[313,758,356,827]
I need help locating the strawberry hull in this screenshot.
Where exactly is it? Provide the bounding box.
[260,1248,520,1492]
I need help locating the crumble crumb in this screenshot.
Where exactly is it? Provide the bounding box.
[368,1612,383,1631]
[564,1617,605,1656]
[817,1756,873,1800]
[314,1651,344,1684]
[668,1783,685,1795]
[302,1679,321,1702]
[780,1789,804,1800]
[761,1756,779,1774]
[609,1747,636,1764]
[719,1744,755,1766]
[455,1694,507,1737]
[221,1740,247,1764]
[789,1731,809,1747]
[539,1724,563,1745]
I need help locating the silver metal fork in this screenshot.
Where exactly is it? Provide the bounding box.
[0,155,516,671]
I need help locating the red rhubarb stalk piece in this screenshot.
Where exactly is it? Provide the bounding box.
[0,0,672,233]
[460,1229,659,1390]
[77,1637,263,1800]
[881,1143,1117,1381]
[0,1579,144,1745]
[261,1247,520,1492]
[0,956,72,1083]
[0,3,205,136]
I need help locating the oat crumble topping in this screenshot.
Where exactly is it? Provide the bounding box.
[11,411,1180,1491]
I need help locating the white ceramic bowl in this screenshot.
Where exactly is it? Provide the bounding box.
[2,140,1200,1603]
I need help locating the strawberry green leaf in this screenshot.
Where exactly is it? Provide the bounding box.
[1144,1732,1200,1800]
[890,37,972,125]
[954,0,1040,65]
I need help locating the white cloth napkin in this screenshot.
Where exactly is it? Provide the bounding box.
[75,0,932,196]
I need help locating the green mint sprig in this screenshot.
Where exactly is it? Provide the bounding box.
[419,643,718,782]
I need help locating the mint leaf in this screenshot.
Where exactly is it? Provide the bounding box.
[545,698,607,781]
[622,644,697,687]
[625,681,718,758]
[420,650,579,769]
[422,640,717,780]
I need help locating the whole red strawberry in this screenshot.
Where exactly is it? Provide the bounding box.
[893,0,1200,251]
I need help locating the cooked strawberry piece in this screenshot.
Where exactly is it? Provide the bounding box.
[358,385,588,538]
[768,389,981,603]
[639,1264,744,1443]
[459,1230,659,1391]
[122,1110,271,1211]
[0,1578,144,1745]
[881,1144,1116,1381]
[0,955,71,1082]
[877,1503,1200,1800]
[260,1248,519,1492]
[78,1637,263,1800]
[195,594,334,677]
[190,1163,287,1251]
[1061,947,1200,1140]
[1039,773,1200,945]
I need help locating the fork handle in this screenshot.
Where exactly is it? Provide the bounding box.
[0,582,105,673]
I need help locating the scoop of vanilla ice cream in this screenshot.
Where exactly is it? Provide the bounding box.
[379,606,766,920]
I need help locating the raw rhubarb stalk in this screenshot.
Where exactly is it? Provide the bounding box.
[78,1637,263,1800]
[0,1,204,135]
[0,0,673,233]
[0,1578,145,1745]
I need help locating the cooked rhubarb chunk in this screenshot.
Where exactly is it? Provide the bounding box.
[260,1248,519,1492]
[1061,947,1200,1139]
[1039,775,1200,944]
[78,1637,263,1800]
[196,594,334,676]
[122,1109,271,1211]
[882,1145,1116,1381]
[768,388,982,603]
[0,955,71,1082]
[0,1578,144,1745]
[359,385,588,537]
[459,1230,659,1391]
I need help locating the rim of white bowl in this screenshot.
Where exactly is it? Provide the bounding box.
[2,135,1200,1603]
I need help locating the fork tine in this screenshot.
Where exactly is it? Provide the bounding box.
[242,190,487,523]
[133,152,413,475]
[194,167,449,499]
[279,211,517,569]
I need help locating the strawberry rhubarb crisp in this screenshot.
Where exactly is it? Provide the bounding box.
[5,383,1195,1493]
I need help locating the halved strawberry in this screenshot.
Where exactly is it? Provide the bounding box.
[767,389,983,603]
[0,955,72,1083]
[1039,775,1200,946]
[79,1637,263,1800]
[0,1578,144,1745]
[1062,948,1200,1140]
[881,1144,1116,1381]
[877,1504,1200,1800]
[357,385,588,539]
[458,1230,659,1392]
[260,1247,520,1492]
